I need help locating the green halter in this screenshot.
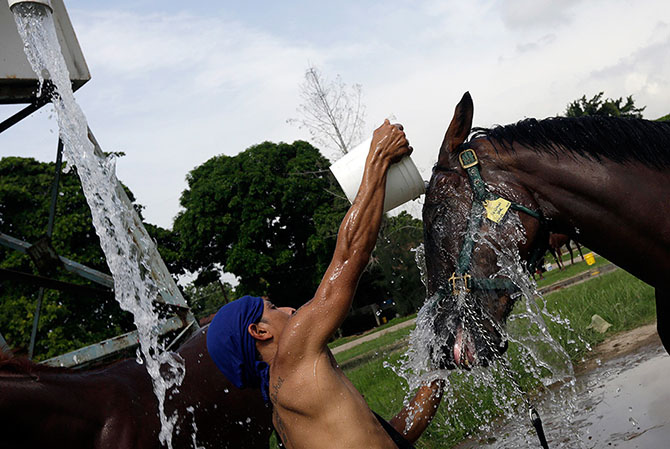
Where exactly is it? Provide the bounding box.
[446,147,544,296]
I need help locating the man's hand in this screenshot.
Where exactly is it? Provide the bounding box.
[368,119,412,166]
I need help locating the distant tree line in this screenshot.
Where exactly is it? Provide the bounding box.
[0,141,425,358]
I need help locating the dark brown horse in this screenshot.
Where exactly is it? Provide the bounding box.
[548,233,584,269]
[423,92,670,369]
[0,326,272,449]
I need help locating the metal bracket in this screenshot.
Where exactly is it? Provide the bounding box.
[42,315,187,368]
[0,232,115,288]
[448,272,472,294]
[458,148,479,169]
[26,236,62,275]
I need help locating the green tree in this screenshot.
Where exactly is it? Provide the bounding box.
[143,222,184,275]
[183,280,236,321]
[174,141,348,307]
[656,113,670,122]
[564,92,646,118]
[371,212,425,315]
[0,157,129,357]
[0,156,175,359]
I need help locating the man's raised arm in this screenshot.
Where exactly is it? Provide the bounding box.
[292,120,411,353]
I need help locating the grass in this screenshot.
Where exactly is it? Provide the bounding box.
[334,326,413,365]
[535,251,610,289]
[328,314,416,349]
[538,269,656,357]
[270,266,657,448]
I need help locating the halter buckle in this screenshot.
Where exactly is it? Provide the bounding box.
[458,148,479,169]
[448,272,472,294]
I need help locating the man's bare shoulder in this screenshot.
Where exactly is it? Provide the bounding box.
[273,302,330,359]
[270,344,334,389]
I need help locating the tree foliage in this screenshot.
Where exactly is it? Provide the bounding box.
[174,141,348,307]
[288,65,366,157]
[183,280,236,321]
[564,92,646,118]
[0,156,180,359]
[371,212,425,315]
[1,141,428,357]
[0,157,133,358]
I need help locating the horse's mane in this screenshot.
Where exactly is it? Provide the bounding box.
[471,116,670,169]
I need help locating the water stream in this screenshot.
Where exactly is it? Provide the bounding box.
[12,4,184,448]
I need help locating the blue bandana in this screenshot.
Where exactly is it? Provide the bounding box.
[206,295,270,403]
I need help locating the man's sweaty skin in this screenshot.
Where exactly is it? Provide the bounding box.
[248,120,443,448]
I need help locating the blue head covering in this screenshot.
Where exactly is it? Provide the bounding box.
[206,295,270,403]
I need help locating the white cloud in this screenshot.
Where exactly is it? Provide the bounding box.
[500,0,582,30]
[589,28,670,119]
[3,0,670,229]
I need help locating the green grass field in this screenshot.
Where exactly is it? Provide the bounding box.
[328,314,416,350]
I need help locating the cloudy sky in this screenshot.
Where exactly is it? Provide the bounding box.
[2,0,669,229]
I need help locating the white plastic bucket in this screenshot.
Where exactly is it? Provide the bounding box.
[329,136,425,212]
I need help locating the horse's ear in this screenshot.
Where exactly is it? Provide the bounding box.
[438,92,474,166]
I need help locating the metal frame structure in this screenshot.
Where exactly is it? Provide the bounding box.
[0,118,201,368]
[0,0,199,367]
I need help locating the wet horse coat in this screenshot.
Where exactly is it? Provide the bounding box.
[423,92,670,368]
[0,326,273,449]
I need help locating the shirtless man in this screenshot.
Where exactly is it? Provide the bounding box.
[207,120,444,448]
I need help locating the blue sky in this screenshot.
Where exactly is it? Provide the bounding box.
[2,0,669,228]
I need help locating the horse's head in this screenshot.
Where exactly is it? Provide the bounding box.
[422,92,546,369]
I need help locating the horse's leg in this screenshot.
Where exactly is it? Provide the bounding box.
[575,241,585,261]
[548,248,562,270]
[565,242,574,265]
[556,249,564,270]
[655,288,670,355]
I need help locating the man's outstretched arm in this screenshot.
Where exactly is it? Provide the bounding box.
[290,120,411,354]
[389,379,445,444]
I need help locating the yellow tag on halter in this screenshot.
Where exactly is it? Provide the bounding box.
[484,198,511,223]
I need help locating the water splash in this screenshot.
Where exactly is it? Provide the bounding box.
[186,406,205,449]
[394,209,587,445]
[13,5,184,447]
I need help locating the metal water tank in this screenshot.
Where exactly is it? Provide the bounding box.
[0,0,90,104]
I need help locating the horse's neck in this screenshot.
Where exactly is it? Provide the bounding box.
[507,148,670,287]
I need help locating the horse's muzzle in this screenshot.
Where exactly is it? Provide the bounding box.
[433,318,508,370]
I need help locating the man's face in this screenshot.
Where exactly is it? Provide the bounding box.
[258,299,296,341]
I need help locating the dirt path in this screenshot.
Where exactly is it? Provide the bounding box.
[331,318,415,355]
[576,322,659,374]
